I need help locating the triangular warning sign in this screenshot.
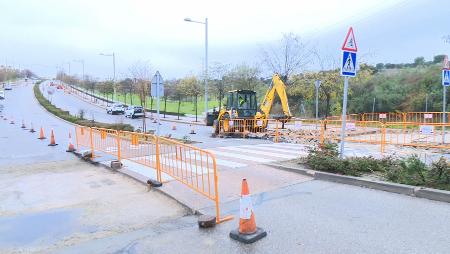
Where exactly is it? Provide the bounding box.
[342,27,358,52]
[343,53,355,72]
[443,55,449,69]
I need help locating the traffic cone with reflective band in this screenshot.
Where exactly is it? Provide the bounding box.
[190,124,196,134]
[48,129,58,146]
[229,179,267,244]
[21,120,26,129]
[10,117,14,124]
[38,127,46,140]
[29,123,36,133]
[66,131,75,152]
[172,123,176,130]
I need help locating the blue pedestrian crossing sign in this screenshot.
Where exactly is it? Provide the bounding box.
[443,69,450,86]
[341,51,357,77]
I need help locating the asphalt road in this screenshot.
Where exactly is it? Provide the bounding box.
[1,80,449,253]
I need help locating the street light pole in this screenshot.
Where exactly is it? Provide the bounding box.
[99,52,116,102]
[184,17,209,121]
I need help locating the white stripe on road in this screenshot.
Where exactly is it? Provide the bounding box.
[236,145,301,155]
[205,149,274,163]
[219,146,297,159]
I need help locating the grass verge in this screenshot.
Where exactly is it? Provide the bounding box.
[34,82,134,131]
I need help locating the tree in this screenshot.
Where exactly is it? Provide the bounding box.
[224,64,262,92]
[209,62,230,110]
[414,57,426,67]
[180,76,202,122]
[129,61,151,132]
[261,33,313,83]
[433,54,446,64]
[119,78,133,104]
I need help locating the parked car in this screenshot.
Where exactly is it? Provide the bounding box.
[4,83,12,90]
[0,90,4,100]
[125,106,144,118]
[106,103,127,115]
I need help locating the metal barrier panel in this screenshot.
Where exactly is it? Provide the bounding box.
[384,122,450,149]
[362,112,404,123]
[73,125,231,224]
[75,125,91,150]
[119,131,158,169]
[323,120,385,151]
[268,119,322,143]
[91,128,119,159]
[405,112,450,124]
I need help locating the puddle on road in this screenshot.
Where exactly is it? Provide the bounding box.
[0,208,94,247]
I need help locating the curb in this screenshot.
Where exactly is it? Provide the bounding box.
[267,163,450,203]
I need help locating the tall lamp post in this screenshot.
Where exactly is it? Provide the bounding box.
[184,17,208,121]
[73,59,87,97]
[99,52,116,101]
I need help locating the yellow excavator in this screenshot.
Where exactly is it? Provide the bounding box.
[213,73,292,134]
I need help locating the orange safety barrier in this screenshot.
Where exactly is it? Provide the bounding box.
[405,112,450,124]
[384,122,450,149]
[73,125,231,224]
[361,112,404,123]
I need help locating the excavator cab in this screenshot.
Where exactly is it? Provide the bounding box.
[224,90,258,118]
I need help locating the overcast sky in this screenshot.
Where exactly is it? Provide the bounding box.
[0,0,448,79]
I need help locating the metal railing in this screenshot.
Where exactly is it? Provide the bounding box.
[74,125,232,224]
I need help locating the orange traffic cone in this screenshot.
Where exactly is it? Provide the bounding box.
[10,117,14,124]
[29,123,36,133]
[172,123,177,130]
[66,131,75,152]
[48,129,58,146]
[38,127,46,140]
[21,120,26,129]
[229,179,266,244]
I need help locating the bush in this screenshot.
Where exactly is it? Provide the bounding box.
[386,155,427,186]
[34,83,134,131]
[303,143,450,191]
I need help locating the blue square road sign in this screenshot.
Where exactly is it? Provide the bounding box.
[341,51,357,77]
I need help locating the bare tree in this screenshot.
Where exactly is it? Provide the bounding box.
[261,33,313,83]
[129,61,152,132]
[210,62,230,110]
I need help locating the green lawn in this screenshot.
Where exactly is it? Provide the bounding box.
[99,92,221,115]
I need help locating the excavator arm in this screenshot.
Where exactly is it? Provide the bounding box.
[258,74,292,119]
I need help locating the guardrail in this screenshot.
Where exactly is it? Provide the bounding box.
[74,125,232,224]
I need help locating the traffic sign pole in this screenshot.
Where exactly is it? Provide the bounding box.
[443,85,446,144]
[157,77,161,136]
[339,76,349,158]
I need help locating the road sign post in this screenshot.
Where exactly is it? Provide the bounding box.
[442,65,450,144]
[339,27,358,158]
[152,71,164,136]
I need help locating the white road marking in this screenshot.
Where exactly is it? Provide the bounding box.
[236,145,301,155]
[205,149,274,163]
[219,146,297,159]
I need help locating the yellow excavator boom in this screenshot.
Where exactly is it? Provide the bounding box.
[259,74,292,119]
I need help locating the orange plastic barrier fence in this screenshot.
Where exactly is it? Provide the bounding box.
[74,125,231,224]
